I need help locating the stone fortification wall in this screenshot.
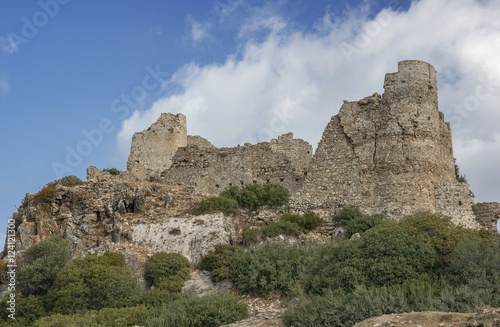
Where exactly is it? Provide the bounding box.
[160,133,313,195]
[435,182,478,229]
[294,61,459,220]
[472,202,500,231]
[127,113,187,179]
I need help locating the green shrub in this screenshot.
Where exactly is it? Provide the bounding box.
[197,196,239,216]
[234,243,310,294]
[18,236,71,297]
[199,244,245,282]
[241,228,262,243]
[307,223,437,294]
[220,183,290,210]
[333,207,384,238]
[33,176,83,204]
[32,313,97,327]
[281,211,323,233]
[141,289,187,308]
[261,221,302,238]
[145,292,248,327]
[144,252,191,292]
[0,293,49,326]
[47,252,142,314]
[446,237,500,301]
[94,305,150,327]
[400,212,490,268]
[102,168,121,175]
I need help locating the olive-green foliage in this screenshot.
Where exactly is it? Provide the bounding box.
[446,237,500,303]
[454,158,468,183]
[0,293,49,326]
[18,236,70,297]
[197,196,239,216]
[400,212,490,267]
[261,221,302,238]
[233,243,310,294]
[33,176,83,204]
[221,183,290,210]
[307,222,436,294]
[333,207,385,238]
[281,211,323,233]
[31,306,150,327]
[144,252,191,292]
[47,252,142,314]
[145,292,248,327]
[141,289,188,308]
[282,279,494,327]
[102,168,121,175]
[199,244,245,282]
[241,228,262,243]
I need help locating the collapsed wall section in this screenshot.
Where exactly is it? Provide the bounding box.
[161,133,313,195]
[472,202,500,231]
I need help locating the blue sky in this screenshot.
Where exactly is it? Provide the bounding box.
[1,0,500,243]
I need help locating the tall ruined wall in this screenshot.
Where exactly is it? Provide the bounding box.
[472,202,500,231]
[294,60,461,220]
[161,133,313,195]
[127,113,187,179]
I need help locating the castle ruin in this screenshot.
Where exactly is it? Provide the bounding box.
[126,60,497,229]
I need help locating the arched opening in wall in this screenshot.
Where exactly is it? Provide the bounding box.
[295,178,300,182]
[229,183,233,187]
[240,181,244,186]
[304,171,308,176]
[199,154,203,157]
[458,201,463,206]
[253,180,257,184]
[215,184,220,189]
[280,178,284,182]
[266,179,270,184]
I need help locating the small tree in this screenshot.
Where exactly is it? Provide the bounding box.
[144,252,191,292]
[18,236,70,297]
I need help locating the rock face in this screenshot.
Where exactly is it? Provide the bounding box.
[126,60,498,228]
[8,167,236,288]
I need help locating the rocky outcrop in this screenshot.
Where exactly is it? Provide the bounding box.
[7,166,237,288]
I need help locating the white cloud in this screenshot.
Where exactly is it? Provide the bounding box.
[0,76,11,95]
[0,35,19,54]
[117,0,500,203]
[189,19,209,42]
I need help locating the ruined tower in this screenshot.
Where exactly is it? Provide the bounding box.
[295,60,475,224]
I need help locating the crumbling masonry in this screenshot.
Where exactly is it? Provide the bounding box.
[127,60,499,230]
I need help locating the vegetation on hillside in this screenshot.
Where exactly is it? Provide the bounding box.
[32,175,83,204]
[197,183,290,215]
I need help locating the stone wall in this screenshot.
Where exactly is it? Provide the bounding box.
[160,133,313,195]
[472,202,500,231]
[435,182,479,229]
[127,113,187,179]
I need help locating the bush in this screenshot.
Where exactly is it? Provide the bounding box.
[199,244,245,282]
[145,292,248,327]
[281,211,323,233]
[306,223,437,294]
[18,236,71,297]
[144,252,191,292]
[102,168,121,175]
[234,243,310,294]
[262,221,302,238]
[94,305,150,327]
[47,252,142,314]
[333,207,384,238]
[220,183,290,210]
[400,212,490,268]
[241,228,262,243]
[32,313,97,327]
[0,293,49,326]
[33,176,83,204]
[141,289,187,308]
[197,197,239,216]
